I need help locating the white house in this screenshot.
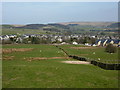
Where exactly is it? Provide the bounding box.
[57,38,62,42]
[110,40,114,44]
[103,40,108,46]
[97,41,101,46]
[73,42,78,45]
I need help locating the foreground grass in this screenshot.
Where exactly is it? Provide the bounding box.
[2,44,119,88]
[3,59,118,88]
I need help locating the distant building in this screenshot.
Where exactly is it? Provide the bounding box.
[72,42,78,45]
[95,39,120,47]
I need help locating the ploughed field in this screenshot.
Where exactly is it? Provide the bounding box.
[2,44,119,88]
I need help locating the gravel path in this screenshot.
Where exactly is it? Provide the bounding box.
[61,61,90,64]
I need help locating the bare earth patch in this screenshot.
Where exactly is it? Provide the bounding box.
[3,56,14,60]
[70,47,96,49]
[24,57,70,61]
[61,61,90,64]
[2,48,33,54]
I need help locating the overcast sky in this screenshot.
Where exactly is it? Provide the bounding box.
[2,2,118,24]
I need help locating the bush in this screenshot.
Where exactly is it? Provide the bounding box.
[105,44,117,53]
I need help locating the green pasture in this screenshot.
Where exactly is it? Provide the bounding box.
[2,44,119,88]
[59,44,119,63]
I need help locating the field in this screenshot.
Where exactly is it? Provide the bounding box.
[1,28,56,35]
[2,44,119,88]
[59,45,119,63]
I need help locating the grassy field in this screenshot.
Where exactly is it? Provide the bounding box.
[59,44,119,63]
[1,28,56,35]
[1,26,117,35]
[2,44,119,88]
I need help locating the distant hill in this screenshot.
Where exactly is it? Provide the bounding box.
[2,25,14,28]
[6,24,69,29]
[1,22,118,35]
[15,24,47,29]
[58,22,114,27]
[2,22,116,29]
[107,22,120,28]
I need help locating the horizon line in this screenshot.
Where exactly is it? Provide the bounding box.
[1,21,118,25]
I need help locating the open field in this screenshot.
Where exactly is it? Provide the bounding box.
[2,44,119,88]
[59,45,119,64]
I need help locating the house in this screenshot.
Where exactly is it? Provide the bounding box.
[61,42,69,45]
[85,43,91,46]
[73,42,78,45]
[57,38,62,42]
[96,40,101,46]
[103,40,108,46]
[16,37,23,43]
[92,44,97,46]
[96,39,120,47]
[113,40,120,47]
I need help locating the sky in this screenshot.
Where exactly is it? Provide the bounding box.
[2,2,118,24]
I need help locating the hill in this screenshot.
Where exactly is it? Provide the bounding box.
[58,22,114,27]
[1,22,119,35]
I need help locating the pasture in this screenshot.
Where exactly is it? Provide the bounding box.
[2,44,119,88]
[59,44,119,64]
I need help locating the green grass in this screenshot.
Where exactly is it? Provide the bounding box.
[1,28,56,35]
[2,44,119,88]
[59,44,119,63]
[0,60,2,89]
[3,44,67,58]
[1,26,116,35]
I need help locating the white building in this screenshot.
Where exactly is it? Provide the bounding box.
[73,42,78,45]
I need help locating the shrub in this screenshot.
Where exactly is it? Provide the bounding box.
[105,44,117,53]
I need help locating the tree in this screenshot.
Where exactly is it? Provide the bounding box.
[91,38,96,44]
[34,37,40,44]
[105,44,117,53]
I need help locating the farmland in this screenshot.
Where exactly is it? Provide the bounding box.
[2,44,119,88]
[1,22,119,35]
[1,28,56,35]
[59,45,120,63]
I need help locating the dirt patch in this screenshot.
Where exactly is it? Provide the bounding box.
[70,47,96,49]
[24,57,70,61]
[61,61,90,64]
[3,56,14,60]
[2,48,33,54]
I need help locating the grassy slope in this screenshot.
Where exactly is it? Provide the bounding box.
[1,24,117,35]
[1,28,56,35]
[2,44,119,88]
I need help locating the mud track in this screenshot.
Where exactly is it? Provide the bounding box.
[24,57,70,61]
[2,48,33,54]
